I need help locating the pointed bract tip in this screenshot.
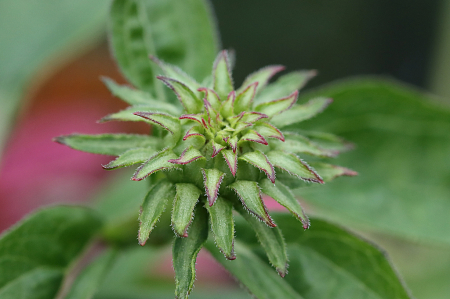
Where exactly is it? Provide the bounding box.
[52,136,65,145]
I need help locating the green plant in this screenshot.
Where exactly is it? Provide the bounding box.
[2,1,450,299]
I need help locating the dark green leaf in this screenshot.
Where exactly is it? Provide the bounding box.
[172,183,202,237]
[0,206,102,298]
[103,147,156,170]
[239,151,275,183]
[206,197,235,260]
[266,151,323,183]
[54,134,158,156]
[65,249,117,299]
[138,180,175,245]
[173,206,209,299]
[221,149,237,176]
[202,168,225,206]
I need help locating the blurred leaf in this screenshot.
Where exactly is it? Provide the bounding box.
[290,77,450,245]
[0,206,103,298]
[66,249,117,299]
[0,0,109,155]
[109,0,219,98]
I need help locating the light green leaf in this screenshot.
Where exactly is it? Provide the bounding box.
[276,132,338,157]
[202,168,225,206]
[138,180,175,245]
[54,134,158,156]
[254,70,316,105]
[0,206,102,299]
[309,162,358,182]
[65,249,116,299]
[172,183,202,237]
[229,180,275,227]
[254,91,298,118]
[266,151,323,183]
[100,105,180,123]
[0,0,108,154]
[234,82,258,114]
[133,112,181,136]
[205,240,302,299]
[213,51,234,101]
[168,146,205,165]
[237,65,285,95]
[221,149,238,176]
[253,122,285,141]
[103,147,156,170]
[206,197,235,260]
[173,206,209,299]
[259,179,309,229]
[296,130,354,153]
[221,90,235,118]
[132,148,178,181]
[158,76,203,114]
[290,77,450,245]
[102,77,156,106]
[198,88,221,111]
[109,0,219,95]
[234,204,288,277]
[239,151,275,183]
[271,97,332,128]
[239,130,268,145]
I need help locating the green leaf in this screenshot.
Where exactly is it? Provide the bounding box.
[132,148,179,181]
[271,97,333,128]
[221,90,235,118]
[0,0,108,154]
[237,65,285,95]
[309,162,358,182]
[273,214,412,299]
[172,183,203,237]
[229,180,275,227]
[198,88,222,111]
[239,130,268,145]
[102,77,156,106]
[54,134,158,156]
[266,151,323,183]
[168,147,205,165]
[297,130,354,153]
[103,147,156,170]
[100,104,180,123]
[259,179,309,229]
[138,180,175,245]
[173,206,209,299]
[234,204,288,277]
[213,51,234,100]
[234,82,258,114]
[253,122,285,141]
[254,70,317,105]
[0,206,102,298]
[291,77,450,245]
[205,197,235,260]
[277,132,338,157]
[239,151,275,183]
[254,91,298,118]
[65,249,117,299]
[158,76,203,114]
[133,111,181,136]
[202,168,225,206]
[221,149,238,176]
[205,240,302,299]
[109,0,219,96]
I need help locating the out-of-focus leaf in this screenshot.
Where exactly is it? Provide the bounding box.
[109,0,219,97]
[290,77,450,245]
[0,0,109,155]
[66,249,117,299]
[103,147,156,170]
[0,206,102,299]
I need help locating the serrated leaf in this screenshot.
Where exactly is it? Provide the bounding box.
[234,82,258,114]
[211,140,226,157]
[0,206,102,299]
[271,97,332,128]
[54,134,158,156]
[100,104,180,123]
[309,162,358,182]
[158,76,203,114]
[206,240,301,299]
[202,168,225,206]
[182,126,204,141]
[65,249,116,299]
[206,197,235,260]
[168,147,205,165]
[266,151,323,183]
[221,149,237,176]
[254,122,285,141]
[221,90,235,118]
[213,50,234,100]
[240,151,275,183]
[198,87,221,111]
[234,204,288,277]
[229,180,275,227]
[237,65,285,95]
[259,179,309,229]
[173,205,208,299]
[103,147,156,170]
[138,180,175,245]
[132,148,178,181]
[255,70,317,105]
[109,0,218,95]
[133,111,181,136]
[239,130,268,145]
[254,91,298,118]
[226,135,238,152]
[278,132,338,157]
[102,77,155,106]
[179,113,204,125]
[172,183,202,237]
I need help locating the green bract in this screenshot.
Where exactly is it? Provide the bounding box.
[56,50,356,295]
